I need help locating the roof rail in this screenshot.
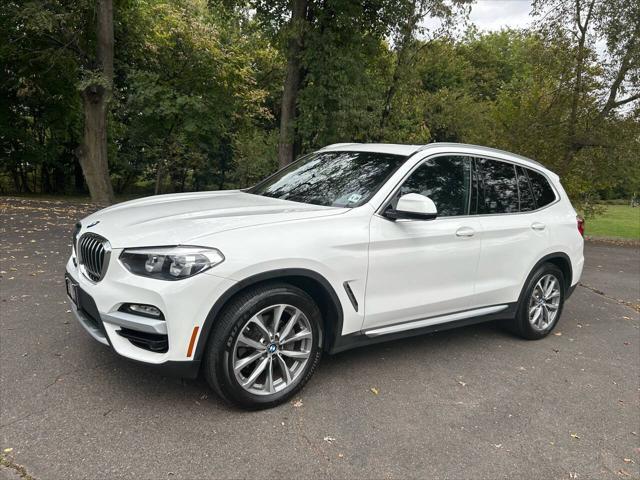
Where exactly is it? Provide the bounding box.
[320,143,360,150]
[410,142,546,169]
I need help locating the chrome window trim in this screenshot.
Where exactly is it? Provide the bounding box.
[374,151,560,220]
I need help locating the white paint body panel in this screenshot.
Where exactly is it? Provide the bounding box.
[365,215,482,328]
[67,142,584,366]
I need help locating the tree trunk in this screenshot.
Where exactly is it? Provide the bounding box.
[277,0,308,168]
[379,0,419,138]
[9,165,21,193]
[77,0,115,205]
[560,0,595,175]
[74,158,85,193]
[18,164,31,193]
[155,161,163,195]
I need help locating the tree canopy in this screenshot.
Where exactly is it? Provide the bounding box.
[1,0,638,213]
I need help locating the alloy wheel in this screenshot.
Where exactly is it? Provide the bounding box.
[528,274,561,331]
[232,304,313,395]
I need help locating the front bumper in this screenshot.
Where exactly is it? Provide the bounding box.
[65,252,236,377]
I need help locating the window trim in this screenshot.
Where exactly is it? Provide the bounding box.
[516,165,537,212]
[472,156,520,216]
[523,164,559,210]
[375,152,560,220]
[377,153,474,219]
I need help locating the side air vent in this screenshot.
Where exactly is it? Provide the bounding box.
[343,281,359,312]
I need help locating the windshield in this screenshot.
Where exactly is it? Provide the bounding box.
[248,151,407,207]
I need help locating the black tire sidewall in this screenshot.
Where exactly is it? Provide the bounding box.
[516,263,566,339]
[207,285,323,409]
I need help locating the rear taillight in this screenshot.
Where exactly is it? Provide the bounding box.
[577,215,585,237]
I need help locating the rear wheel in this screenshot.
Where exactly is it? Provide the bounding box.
[510,263,565,339]
[203,283,323,410]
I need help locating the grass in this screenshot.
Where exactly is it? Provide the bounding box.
[585,205,640,240]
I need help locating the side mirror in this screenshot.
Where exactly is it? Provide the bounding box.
[385,193,438,221]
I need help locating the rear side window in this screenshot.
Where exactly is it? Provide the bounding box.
[396,156,471,216]
[474,158,519,214]
[516,166,536,211]
[527,168,557,208]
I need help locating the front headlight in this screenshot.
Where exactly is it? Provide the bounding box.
[119,246,224,280]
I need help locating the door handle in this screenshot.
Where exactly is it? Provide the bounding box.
[456,226,475,237]
[531,222,546,231]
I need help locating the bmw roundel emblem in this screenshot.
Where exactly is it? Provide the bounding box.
[267,343,277,354]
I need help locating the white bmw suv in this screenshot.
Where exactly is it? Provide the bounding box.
[65,143,584,409]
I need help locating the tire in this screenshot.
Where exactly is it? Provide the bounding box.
[509,262,566,340]
[203,282,323,410]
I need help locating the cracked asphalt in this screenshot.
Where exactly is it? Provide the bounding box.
[1,197,639,480]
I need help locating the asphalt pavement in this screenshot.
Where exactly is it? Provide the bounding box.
[1,197,639,479]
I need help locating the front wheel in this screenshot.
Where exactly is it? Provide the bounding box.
[203,283,323,410]
[510,263,565,340]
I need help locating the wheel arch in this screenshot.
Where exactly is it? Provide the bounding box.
[518,252,573,306]
[192,268,344,362]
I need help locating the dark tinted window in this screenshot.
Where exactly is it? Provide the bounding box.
[396,156,471,216]
[249,151,406,207]
[517,166,536,211]
[527,168,556,208]
[474,158,519,214]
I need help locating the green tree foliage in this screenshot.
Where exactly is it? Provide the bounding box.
[0,0,638,211]
[0,0,87,194]
[113,0,275,194]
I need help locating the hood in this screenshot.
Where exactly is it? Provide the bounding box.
[79,190,346,248]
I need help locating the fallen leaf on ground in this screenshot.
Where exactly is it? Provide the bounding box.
[554,332,562,336]
[623,458,633,464]
[457,380,467,387]
[617,469,631,477]
[292,399,303,408]
[3,447,13,453]
[324,436,336,444]
[370,387,379,395]
[570,433,580,439]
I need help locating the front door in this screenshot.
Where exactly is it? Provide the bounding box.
[364,155,482,330]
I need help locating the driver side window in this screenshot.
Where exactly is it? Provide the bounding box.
[395,156,472,217]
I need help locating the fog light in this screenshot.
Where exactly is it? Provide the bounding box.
[120,303,164,319]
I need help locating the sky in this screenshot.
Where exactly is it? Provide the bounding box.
[422,0,535,34]
[468,0,533,31]
[459,0,609,57]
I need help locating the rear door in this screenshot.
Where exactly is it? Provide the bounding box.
[364,155,483,329]
[472,157,551,307]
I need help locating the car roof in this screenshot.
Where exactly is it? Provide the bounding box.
[319,142,555,177]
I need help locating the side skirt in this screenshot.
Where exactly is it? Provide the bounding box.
[329,303,518,354]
